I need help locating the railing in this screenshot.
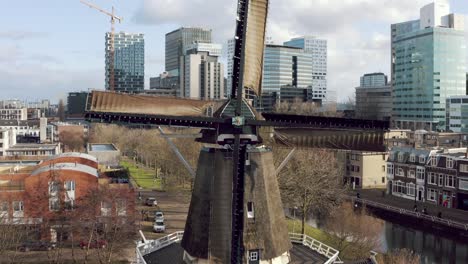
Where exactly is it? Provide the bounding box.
[353,197,468,231]
[136,231,342,264]
[289,232,342,264]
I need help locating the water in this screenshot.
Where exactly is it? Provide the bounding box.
[285,209,468,263]
[382,221,468,264]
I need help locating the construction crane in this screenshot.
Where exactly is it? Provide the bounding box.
[80,0,122,92]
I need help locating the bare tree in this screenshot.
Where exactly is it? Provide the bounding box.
[277,149,346,235]
[57,99,66,122]
[376,249,420,264]
[59,130,85,152]
[274,99,343,117]
[326,202,383,261]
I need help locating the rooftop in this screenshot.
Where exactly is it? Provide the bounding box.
[88,144,118,152]
[7,143,59,151]
[31,162,98,178]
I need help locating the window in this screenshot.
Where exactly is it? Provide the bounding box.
[460,164,468,173]
[249,251,259,261]
[428,173,437,185]
[408,170,415,178]
[438,174,444,187]
[445,175,455,188]
[49,181,59,195]
[446,158,454,169]
[49,199,60,211]
[116,199,126,216]
[398,153,404,162]
[0,201,8,211]
[427,189,437,202]
[396,168,404,177]
[387,164,394,175]
[431,157,437,167]
[64,200,74,211]
[419,156,426,164]
[407,183,416,197]
[409,154,416,162]
[416,167,425,180]
[389,152,395,161]
[247,202,254,219]
[460,179,468,191]
[13,201,23,212]
[382,165,386,172]
[65,181,75,191]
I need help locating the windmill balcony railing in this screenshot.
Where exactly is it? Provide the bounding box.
[135,231,341,264]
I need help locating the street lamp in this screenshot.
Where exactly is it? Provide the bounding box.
[292,206,298,233]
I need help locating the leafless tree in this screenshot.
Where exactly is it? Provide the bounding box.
[57,99,66,122]
[277,149,346,235]
[59,130,85,152]
[274,99,343,117]
[326,202,383,261]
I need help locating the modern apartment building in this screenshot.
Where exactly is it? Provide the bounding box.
[391,1,466,131]
[0,108,27,121]
[446,96,468,133]
[165,27,212,76]
[105,32,145,92]
[179,43,224,100]
[284,36,327,96]
[356,73,392,121]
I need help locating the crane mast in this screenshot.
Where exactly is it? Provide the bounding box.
[80,0,122,92]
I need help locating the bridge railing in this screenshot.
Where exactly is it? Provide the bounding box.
[353,197,468,231]
[289,232,342,264]
[135,231,184,263]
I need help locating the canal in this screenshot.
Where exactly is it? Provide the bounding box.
[286,209,468,264]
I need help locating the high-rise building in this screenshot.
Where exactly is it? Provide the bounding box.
[356,73,392,121]
[284,36,328,96]
[165,27,212,76]
[446,96,468,132]
[226,38,236,97]
[179,43,224,100]
[391,1,466,131]
[360,73,388,87]
[261,45,326,101]
[105,32,145,92]
[67,92,89,118]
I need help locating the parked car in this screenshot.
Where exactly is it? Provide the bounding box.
[19,241,56,252]
[145,197,158,206]
[153,220,165,233]
[154,211,164,221]
[79,240,107,249]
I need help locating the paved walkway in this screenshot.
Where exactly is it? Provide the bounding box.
[351,189,468,224]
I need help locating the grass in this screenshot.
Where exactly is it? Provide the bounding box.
[286,219,336,247]
[120,159,162,190]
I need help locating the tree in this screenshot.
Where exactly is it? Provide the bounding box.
[376,249,420,264]
[57,99,66,122]
[274,98,343,117]
[58,129,85,152]
[277,149,346,235]
[326,203,383,261]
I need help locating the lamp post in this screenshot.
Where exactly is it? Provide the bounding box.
[292,206,298,233]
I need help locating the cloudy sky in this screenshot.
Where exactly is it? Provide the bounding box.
[1,0,467,103]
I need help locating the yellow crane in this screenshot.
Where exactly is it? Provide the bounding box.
[80,0,123,92]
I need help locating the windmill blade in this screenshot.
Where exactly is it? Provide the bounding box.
[272,128,388,152]
[86,90,222,117]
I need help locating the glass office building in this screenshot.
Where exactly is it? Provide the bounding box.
[165,27,212,76]
[105,32,145,92]
[391,2,466,131]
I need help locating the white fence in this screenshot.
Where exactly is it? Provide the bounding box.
[136,231,341,264]
[289,232,342,264]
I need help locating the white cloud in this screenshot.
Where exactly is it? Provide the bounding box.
[134,0,437,101]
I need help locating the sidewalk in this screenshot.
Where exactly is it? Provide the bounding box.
[351,189,468,224]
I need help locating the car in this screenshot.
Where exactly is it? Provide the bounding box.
[19,241,56,252]
[79,240,107,249]
[145,197,158,206]
[154,211,164,221]
[153,220,165,233]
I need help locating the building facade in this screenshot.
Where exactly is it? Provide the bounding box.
[391,1,466,131]
[360,73,388,87]
[339,151,388,189]
[283,36,327,96]
[165,27,212,76]
[0,108,27,121]
[355,73,392,121]
[446,96,468,133]
[179,43,224,100]
[67,92,89,119]
[105,32,145,92]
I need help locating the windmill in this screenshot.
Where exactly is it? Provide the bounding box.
[85,0,388,263]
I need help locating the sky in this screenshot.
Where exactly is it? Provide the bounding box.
[1,0,468,103]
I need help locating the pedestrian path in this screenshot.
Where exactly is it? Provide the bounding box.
[352,189,468,224]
